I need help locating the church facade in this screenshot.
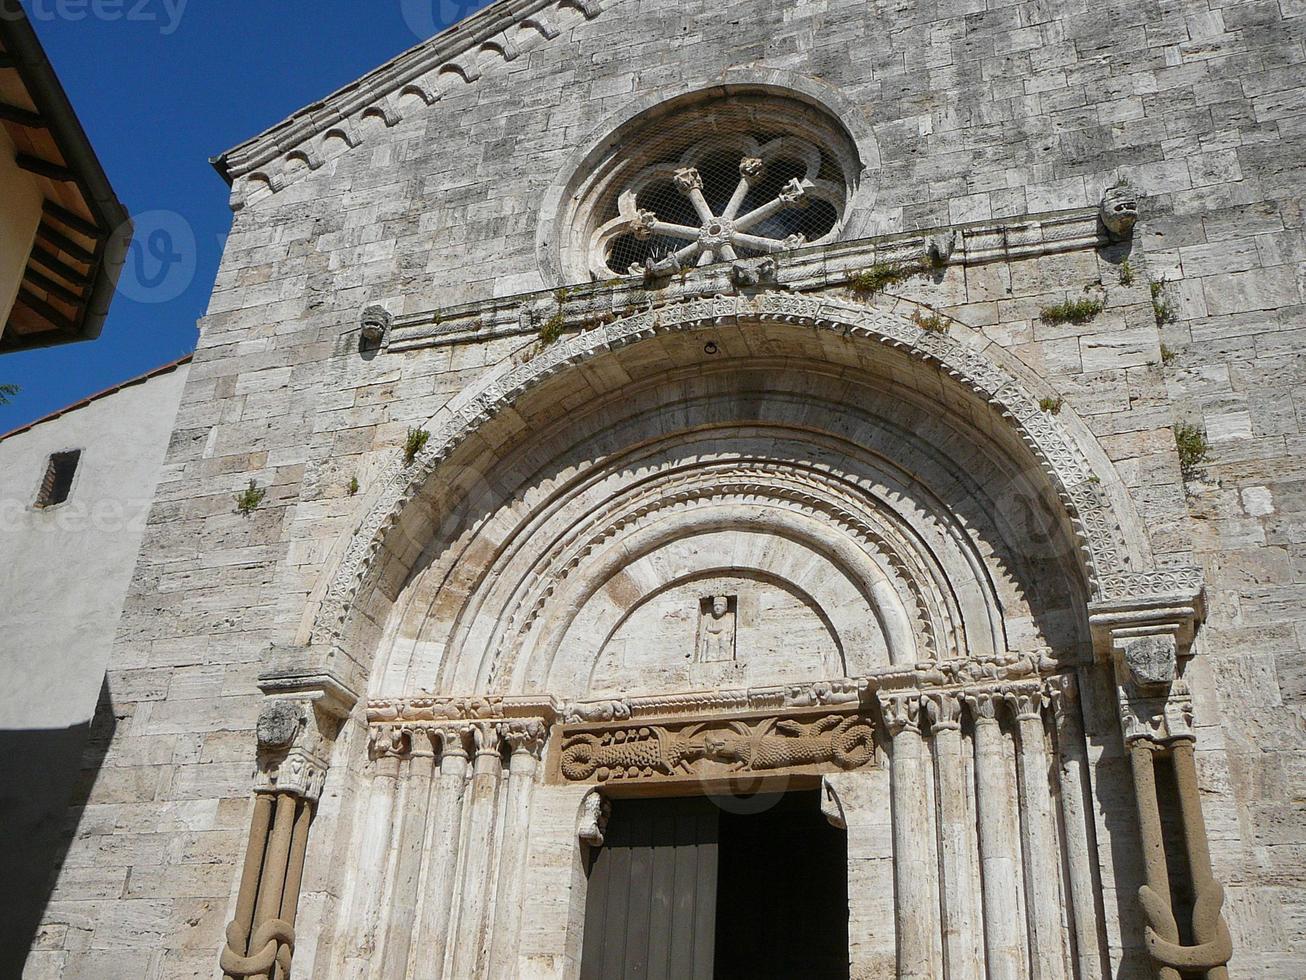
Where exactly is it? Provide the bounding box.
[29,0,1306,977]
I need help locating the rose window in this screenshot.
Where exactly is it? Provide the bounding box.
[591,137,845,278]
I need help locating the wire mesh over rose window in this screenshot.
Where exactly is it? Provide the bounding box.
[591,135,844,278]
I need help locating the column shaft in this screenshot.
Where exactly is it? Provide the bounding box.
[928,696,983,980]
[449,725,504,979]
[338,751,401,980]
[970,696,1027,980]
[378,743,436,980]
[486,723,545,977]
[1131,743,1181,980]
[883,696,938,980]
[224,794,276,980]
[412,731,470,977]
[1012,698,1067,980]
[1052,676,1108,980]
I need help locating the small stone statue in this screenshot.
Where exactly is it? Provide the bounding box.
[698,595,737,663]
[1100,183,1139,241]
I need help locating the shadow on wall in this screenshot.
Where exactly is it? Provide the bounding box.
[0,677,117,976]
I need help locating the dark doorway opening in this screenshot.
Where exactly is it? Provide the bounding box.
[714,791,849,979]
[579,789,849,980]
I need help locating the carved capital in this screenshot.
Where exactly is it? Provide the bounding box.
[739,157,765,181]
[673,167,703,194]
[254,666,357,801]
[471,721,503,759]
[500,719,549,759]
[923,692,962,733]
[1005,687,1045,723]
[878,693,922,737]
[368,725,411,761]
[629,209,658,241]
[1121,687,1195,747]
[433,723,473,760]
[964,690,1004,726]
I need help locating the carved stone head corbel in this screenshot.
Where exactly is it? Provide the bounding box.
[359,304,393,349]
[1100,182,1139,241]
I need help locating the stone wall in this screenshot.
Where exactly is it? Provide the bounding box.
[0,360,190,977]
[25,0,1306,976]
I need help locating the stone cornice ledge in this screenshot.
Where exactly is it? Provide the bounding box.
[260,644,361,719]
[383,208,1107,353]
[214,0,605,202]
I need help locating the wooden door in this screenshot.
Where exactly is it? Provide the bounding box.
[580,796,719,980]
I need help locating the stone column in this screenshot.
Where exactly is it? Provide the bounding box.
[966,691,1026,980]
[1105,623,1233,980]
[449,722,505,979]
[1049,674,1108,979]
[411,725,472,977]
[486,720,547,977]
[338,729,405,980]
[1008,688,1067,980]
[925,693,983,980]
[879,693,939,980]
[377,731,437,980]
[219,674,355,980]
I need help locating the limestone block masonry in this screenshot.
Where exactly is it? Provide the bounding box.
[23,0,1306,978]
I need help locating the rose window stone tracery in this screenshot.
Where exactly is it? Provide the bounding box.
[593,136,844,277]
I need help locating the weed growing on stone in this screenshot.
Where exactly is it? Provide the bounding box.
[348,476,360,496]
[1039,297,1104,325]
[235,480,266,516]
[848,261,922,297]
[404,428,430,464]
[1119,260,1134,287]
[912,309,948,333]
[539,312,565,345]
[1151,279,1177,326]
[1174,422,1211,481]
[1039,397,1064,414]
[1160,344,1177,365]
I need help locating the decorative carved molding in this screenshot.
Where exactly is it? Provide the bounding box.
[313,291,1150,649]
[556,711,877,783]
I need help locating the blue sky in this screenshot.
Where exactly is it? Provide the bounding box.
[1,0,491,432]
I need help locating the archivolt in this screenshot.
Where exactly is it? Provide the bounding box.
[303,294,1146,658]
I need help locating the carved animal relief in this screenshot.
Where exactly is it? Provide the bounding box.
[557,710,876,783]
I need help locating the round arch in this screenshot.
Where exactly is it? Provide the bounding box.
[302,294,1155,698]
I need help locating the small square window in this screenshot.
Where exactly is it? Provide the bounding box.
[35,450,81,508]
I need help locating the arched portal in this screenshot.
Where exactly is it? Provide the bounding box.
[248,296,1215,980]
